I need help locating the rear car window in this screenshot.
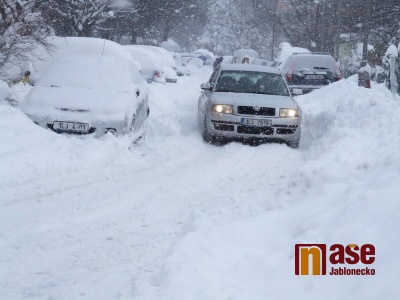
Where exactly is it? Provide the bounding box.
[285,55,337,73]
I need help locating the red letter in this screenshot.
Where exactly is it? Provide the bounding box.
[360,244,375,264]
[330,244,345,264]
[345,245,360,264]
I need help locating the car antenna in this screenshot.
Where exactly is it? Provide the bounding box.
[102,40,106,55]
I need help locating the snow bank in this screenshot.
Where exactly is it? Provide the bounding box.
[157,79,400,299]
[0,104,133,188]
[0,80,10,102]
[276,42,310,69]
[161,39,181,52]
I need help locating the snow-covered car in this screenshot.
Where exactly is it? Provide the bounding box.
[233,49,259,64]
[281,53,342,94]
[170,52,191,76]
[193,49,215,65]
[124,46,167,83]
[198,64,301,148]
[125,45,178,83]
[181,55,204,68]
[136,45,178,83]
[18,37,136,85]
[20,54,149,140]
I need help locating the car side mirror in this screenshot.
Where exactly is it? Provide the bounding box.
[200,83,211,90]
[292,88,303,95]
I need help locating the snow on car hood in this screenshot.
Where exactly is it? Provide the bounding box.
[212,92,299,109]
[20,84,138,123]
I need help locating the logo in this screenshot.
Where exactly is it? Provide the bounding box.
[295,243,376,276]
[253,106,260,111]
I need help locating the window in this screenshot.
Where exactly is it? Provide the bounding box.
[214,71,289,96]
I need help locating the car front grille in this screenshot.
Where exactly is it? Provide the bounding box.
[237,106,275,116]
[237,126,274,135]
[213,124,234,131]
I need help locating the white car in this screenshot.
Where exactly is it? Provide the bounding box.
[20,54,149,141]
[137,45,178,83]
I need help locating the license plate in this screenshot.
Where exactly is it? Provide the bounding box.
[241,118,271,127]
[305,75,324,80]
[53,121,90,132]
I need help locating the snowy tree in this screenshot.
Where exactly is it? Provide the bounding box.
[40,0,131,38]
[0,0,53,80]
[133,0,206,47]
[200,0,264,56]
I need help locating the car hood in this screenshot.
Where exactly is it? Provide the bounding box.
[20,85,138,123]
[212,92,298,109]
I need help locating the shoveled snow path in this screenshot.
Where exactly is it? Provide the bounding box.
[0,68,302,299]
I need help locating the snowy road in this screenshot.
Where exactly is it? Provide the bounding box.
[1,67,400,299]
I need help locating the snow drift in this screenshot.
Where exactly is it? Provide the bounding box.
[157,79,400,300]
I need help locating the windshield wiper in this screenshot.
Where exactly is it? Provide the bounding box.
[314,67,329,70]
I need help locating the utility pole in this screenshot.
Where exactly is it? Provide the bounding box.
[358,0,371,88]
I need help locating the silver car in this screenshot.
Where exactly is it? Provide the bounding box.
[197,64,301,148]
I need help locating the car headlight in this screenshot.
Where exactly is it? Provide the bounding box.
[280,108,299,118]
[212,104,233,114]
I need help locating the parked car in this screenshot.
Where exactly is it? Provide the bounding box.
[198,64,301,148]
[181,54,204,68]
[136,45,178,83]
[193,49,215,65]
[20,54,149,141]
[170,52,191,76]
[281,53,342,94]
[125,46,167,83]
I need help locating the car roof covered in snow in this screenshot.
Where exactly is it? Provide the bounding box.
[219,64,281,74]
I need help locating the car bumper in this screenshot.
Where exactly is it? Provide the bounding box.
[206,112,301,142]
[287,84,326,94]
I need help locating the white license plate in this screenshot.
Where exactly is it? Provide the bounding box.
[53,121,90,132]
[241,118,271,127]
[305,75,324,80]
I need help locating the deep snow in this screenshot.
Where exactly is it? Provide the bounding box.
[1,66,399,299]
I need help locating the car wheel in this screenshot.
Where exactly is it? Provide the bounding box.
[286,137,300,149]
[202,118,226,146]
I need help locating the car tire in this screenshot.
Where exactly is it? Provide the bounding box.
[202,118,226,146]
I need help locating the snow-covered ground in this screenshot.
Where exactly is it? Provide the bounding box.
[1,67,399,299]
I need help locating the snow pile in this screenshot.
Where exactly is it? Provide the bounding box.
[161,39,181,52]
[0,104,133,188]
[0,80,10,102]
[276,42,310,69]
[234,49,258,59]
[193,49,214,59]
[157,79,400,299]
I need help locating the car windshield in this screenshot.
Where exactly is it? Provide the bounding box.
[214,70,289,96]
